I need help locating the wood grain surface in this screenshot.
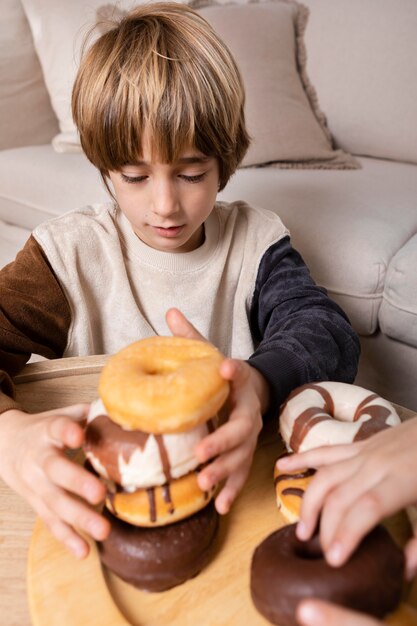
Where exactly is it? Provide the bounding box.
[0,356,416,626]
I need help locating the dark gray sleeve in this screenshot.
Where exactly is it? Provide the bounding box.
[247,236,360,418]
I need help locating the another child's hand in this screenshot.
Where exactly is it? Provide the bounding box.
[0,404,110,558]
[166,308,269,514]
[297,598,382,626]
[276,417,417,577]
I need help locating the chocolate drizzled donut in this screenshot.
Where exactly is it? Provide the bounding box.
[85,414,172,484]
[84,400,218,490]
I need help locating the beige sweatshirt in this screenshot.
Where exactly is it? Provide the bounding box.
[32,200,288,360]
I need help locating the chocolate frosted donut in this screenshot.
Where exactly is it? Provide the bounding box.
[99,501,219,592]
[250,523,404,626]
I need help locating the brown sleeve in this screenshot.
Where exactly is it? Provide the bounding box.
[0,235,71,413]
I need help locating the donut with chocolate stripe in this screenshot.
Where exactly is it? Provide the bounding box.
[106,467,217,527]
[273,457,315,523]
[280,382,401,453]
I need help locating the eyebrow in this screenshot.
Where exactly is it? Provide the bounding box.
[178,156,210,164]
[127,156,211,166]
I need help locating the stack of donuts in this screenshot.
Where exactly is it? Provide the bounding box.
[251,381,406,626]
[84,336,229,592]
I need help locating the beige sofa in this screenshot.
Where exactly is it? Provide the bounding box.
[1,0,417,410]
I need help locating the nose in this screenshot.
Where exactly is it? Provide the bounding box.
[151,178,180,218]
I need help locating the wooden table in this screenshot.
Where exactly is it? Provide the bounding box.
[1,357,417,626]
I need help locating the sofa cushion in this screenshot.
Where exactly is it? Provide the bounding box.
[379,235,417,348]
[220,158,417,335]
[357,332,417,412]
[301,0,417,164]
[19,0,356,168]
[1,146,416,338]
[0,146,108,229]
[0,0,58,150]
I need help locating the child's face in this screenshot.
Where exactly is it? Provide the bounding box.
[108,137,220,253]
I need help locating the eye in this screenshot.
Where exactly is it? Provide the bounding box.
[179,173,207,184]
[121,174,147,184]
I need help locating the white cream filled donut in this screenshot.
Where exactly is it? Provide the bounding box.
[85,398,217,491]
[280,382,401,453]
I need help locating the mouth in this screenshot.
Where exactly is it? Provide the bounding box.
[153,225,185,238]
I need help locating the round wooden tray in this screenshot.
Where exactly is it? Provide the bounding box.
[15,357,417,626]
[27,437,417,626]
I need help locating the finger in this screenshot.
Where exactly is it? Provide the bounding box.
[404,535,417,581]
[47,416,85,449]
[46,517,90,559]
[41,403,90,422]
[320,475,401,566]
[276,444,358,472]
[195,415,255,463]
[219,358,248,386]
[296,460,359,541]
[43,483,110,542]
[214,464,251,514]
[198,440,255,491]
[43,455,106,505]
[33,499,91,559]
[297,599,380,626]
[165,308,206,341]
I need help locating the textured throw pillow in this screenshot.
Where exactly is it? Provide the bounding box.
[0,0,58,150]
[20,0,357,168]
[198,1,357,168]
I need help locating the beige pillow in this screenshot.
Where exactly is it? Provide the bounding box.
[0,0,58,150]
[198,2,357,168]
[20,0,357,168]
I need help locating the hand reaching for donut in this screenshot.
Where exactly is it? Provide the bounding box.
[166,308,269,514]
[277,417,417,577]
[0,404,110,559]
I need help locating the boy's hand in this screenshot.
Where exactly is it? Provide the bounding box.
[276,417,417,576]
[196,359,266,513]
[166,308,269,514]
[0,404,110,559]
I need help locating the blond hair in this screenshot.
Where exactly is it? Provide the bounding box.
[72,2,250,190]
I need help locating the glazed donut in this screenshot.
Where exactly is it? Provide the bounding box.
[99,501,219,592]
[273,456,315,523]
[106,468,217,527]
[84,398,218,490]
[250,523,404,626]
[280,382,401,453]
[99,336,229,433]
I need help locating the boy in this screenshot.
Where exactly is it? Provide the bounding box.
[0,3,359,559]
